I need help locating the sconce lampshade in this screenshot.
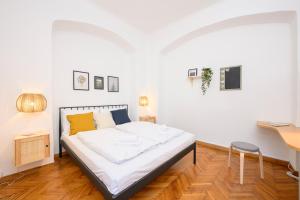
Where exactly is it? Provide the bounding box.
[139,96,149,106]
[16,93,47,113]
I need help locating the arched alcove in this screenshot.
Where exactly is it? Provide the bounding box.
[53,20,136,53]
[52,20,137,153]
[157,10,297,161]
[161,11,296,55]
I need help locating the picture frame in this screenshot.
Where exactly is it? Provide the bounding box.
[220,65,242,91]
[94,76,104,90]
[73,70,89,91]
[107,76,119,92]
[188,68,198,77]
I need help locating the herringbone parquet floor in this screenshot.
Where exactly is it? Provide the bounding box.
[0,144,298,200]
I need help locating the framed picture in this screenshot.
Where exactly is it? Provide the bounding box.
[188,68,198,77]
[94,76,104,90]
[73,70,89,91]
[107,76,119,92]
[220,65,242,90]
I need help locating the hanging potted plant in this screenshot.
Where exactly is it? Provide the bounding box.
[201,68,213,95]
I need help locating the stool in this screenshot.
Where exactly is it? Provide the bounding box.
[228,141,264,184]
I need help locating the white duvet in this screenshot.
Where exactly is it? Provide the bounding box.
[116,121,184,144]
[77,128,157,164]
[62,131,195,195]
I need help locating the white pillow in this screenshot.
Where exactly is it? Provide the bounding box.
[94,112,116,129]
[61,109,97,134]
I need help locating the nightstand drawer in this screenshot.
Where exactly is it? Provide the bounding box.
[15,133,50,166]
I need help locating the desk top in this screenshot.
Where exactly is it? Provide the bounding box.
[257,121,300,151]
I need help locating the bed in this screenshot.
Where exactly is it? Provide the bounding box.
[59,105,196,200]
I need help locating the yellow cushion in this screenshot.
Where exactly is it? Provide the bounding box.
[67,112,96,135]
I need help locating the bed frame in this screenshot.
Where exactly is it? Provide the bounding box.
[59,104,197,200]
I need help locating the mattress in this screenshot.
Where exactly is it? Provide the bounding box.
[62,130,195,195]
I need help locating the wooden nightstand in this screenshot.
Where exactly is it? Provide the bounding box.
[15,131,50,167]
[139,116,156,123]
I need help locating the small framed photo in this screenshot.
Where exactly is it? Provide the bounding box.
[73,70,89,91]
[188,68,198,77]
[107,76,119,92]
[94,76,104,90]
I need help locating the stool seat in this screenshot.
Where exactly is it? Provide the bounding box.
[231,141,259,152]
[228,141,264,184]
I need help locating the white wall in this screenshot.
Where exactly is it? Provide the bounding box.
[0,0,54,177]
[158,22,296,160]
[52,21,137,153]
[152,0,300,125]
[0,0,144,176]
[148,0,300,166]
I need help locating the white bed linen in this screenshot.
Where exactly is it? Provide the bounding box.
[116,121,184,144]
[62,131,195,195]
[77,128,158,164]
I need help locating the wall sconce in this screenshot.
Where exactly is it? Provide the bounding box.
[139,96,149,107]
[16,93,47,113]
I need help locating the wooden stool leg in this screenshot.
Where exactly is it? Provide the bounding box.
[228,146,232,167]
[240,152,244,184]
[259,151,264,179]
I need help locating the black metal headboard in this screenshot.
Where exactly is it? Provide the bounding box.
[58,104,128,157]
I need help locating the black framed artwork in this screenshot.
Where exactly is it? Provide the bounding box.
[107,76,119,92]
[94,76,104,90]
[73,70,89,91]
[220,66,242,90]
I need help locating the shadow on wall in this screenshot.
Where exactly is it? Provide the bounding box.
[52,20,136,53]
[161,11,296,55]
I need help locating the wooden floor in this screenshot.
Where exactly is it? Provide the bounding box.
[0,144,298,200]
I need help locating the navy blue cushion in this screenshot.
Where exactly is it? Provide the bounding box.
[111,109,131,125]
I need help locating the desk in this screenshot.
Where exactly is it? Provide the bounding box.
[257,121,300,199]
[257,121,300,151]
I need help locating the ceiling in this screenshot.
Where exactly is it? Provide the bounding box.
[91,0,221,32]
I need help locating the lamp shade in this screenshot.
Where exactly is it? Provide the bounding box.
[16,93,47,112]
[139,96,148,106]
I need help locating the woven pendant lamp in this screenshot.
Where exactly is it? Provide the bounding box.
[16,93,47,113]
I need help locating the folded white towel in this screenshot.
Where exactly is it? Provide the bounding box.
[116,121,184,144]
[77,128,158,164]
